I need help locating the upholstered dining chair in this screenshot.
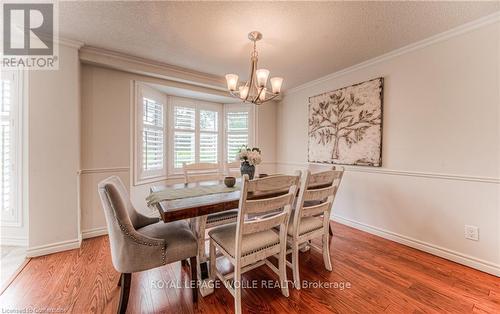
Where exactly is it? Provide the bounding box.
[97,176,199,314]
[286,167,344,289]
[208,172,301,314]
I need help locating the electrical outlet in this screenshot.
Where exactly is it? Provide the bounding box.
[464,225,479,241]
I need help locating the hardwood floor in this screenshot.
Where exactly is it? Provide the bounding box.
[0,222,499,313]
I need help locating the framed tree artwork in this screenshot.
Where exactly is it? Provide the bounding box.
[308,77,383,167]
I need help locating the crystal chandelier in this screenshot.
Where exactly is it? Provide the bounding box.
[225,31,283,105]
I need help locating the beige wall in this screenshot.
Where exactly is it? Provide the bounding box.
[256,103,277,170]
[276,21,500,275]
[80,65,277,237]
[27,44,81,255]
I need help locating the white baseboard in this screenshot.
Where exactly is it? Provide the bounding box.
[26,238,82,258]
[0,236,28,246]
[332,215,500,277]
[81,227,108,239]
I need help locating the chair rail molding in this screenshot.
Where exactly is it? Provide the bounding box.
[275,161,500,184]
[78,167,130,175]
[285,11,500,96]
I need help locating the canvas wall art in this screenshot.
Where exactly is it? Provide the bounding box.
[308,77,383,167]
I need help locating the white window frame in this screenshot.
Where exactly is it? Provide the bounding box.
[134,83,167,185]
[223,103,255,163]
[167,96,223,175]
[0,70,24,227]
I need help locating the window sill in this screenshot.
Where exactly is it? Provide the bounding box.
[134,174,168,186]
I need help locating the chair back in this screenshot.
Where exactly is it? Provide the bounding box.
[97,176,139,269]
[183,162,221,183]
[292,167,344,238]
[235,172,301,257]
[225,161,241,177]
[98,176,148,230]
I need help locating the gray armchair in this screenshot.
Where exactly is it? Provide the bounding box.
[98,176,198,313]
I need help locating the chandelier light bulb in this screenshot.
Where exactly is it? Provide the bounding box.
[256,69,270,87]
[259,88,267,101]
[239,85,249,99]
[270,77,283,94]
[225,74,239,91]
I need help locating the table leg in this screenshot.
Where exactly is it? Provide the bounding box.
[200,262,209,279]
[193,215,215,297]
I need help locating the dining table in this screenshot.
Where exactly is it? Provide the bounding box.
[149,177,333,296]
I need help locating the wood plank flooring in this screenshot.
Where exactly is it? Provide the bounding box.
[0,222,499,313]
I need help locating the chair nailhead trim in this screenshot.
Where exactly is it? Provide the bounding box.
[105,188,167,265]
[211,237,280,258]
[207,215,238,224]
[117,222,167,265]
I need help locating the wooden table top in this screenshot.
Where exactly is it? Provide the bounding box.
[150,180,242,223]
[151,179,330,223]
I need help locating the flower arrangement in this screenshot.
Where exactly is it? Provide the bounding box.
[237,145,262,166]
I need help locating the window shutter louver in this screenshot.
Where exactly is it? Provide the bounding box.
[142,98,164,172]
[0,78,11,214]
[199,110,218,164]
[173,106,196,168]
[226,111,249,162]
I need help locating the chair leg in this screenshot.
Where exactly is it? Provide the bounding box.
[291,242,301,290]
[300,240,311,252]
[234,266,242,314]
[209,240,216,282]
[322,233,333,271]
[279,243,290,297]
[118,273,131,314]
[189,256,198,304]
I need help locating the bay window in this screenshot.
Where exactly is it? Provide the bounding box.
[134,83,254,183]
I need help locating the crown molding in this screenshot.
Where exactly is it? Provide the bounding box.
[285,11,500,96]
[57,37,84,49]
[79,46,227,91]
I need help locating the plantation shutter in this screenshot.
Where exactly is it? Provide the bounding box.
[0,71,19,224]
[199,110,218,163]
[0,76,12,216]
[142,98,164,173]
[226,111,249,162]
[173,106,196,168]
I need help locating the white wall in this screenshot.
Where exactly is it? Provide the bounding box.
[80,65,277,238]
[276,19,500,275]
[26,44,81,256]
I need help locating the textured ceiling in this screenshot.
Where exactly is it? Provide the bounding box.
[59,1,500,90]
